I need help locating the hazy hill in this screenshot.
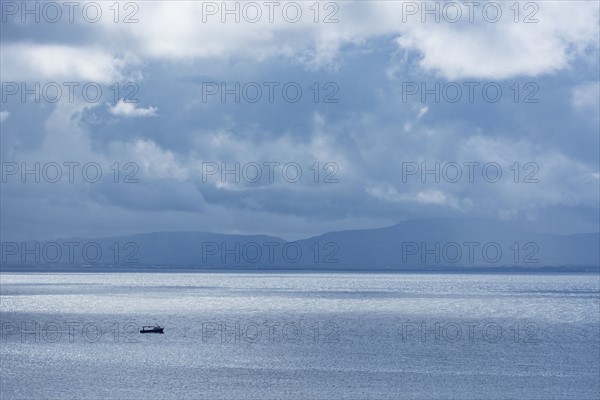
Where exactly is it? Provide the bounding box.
[2,219,598,271]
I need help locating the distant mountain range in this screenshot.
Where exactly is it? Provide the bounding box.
[2,218,598,271]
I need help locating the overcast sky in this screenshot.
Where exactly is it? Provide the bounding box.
[1,1,599,241]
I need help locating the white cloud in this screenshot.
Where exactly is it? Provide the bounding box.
[415,190,449,206]
[393,2,600,79]
[0,110,10,122]
[108,100,158,117]
[366,184,460,208]
[109,139,188,180]
[5,2,594,80]
[0,44,137,83]
[458,135,599,208]
[404,106,429,132]
[572,82,600,110]
[122,2,598,79]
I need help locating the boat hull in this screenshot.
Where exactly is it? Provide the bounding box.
[140,328,164,334]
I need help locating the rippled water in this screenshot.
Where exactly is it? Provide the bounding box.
[1,273,599,399]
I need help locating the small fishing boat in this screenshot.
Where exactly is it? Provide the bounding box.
[140,324,164,334]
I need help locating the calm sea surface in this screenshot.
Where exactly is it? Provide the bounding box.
[1,272,599,399]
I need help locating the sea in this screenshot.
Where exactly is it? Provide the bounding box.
[1,272,599,399]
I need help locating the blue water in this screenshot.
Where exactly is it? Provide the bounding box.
[1,273,599,399]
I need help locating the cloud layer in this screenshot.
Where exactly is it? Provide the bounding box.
[1,1,598,240]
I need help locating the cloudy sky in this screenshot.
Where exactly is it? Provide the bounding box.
[1,0,599,241]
